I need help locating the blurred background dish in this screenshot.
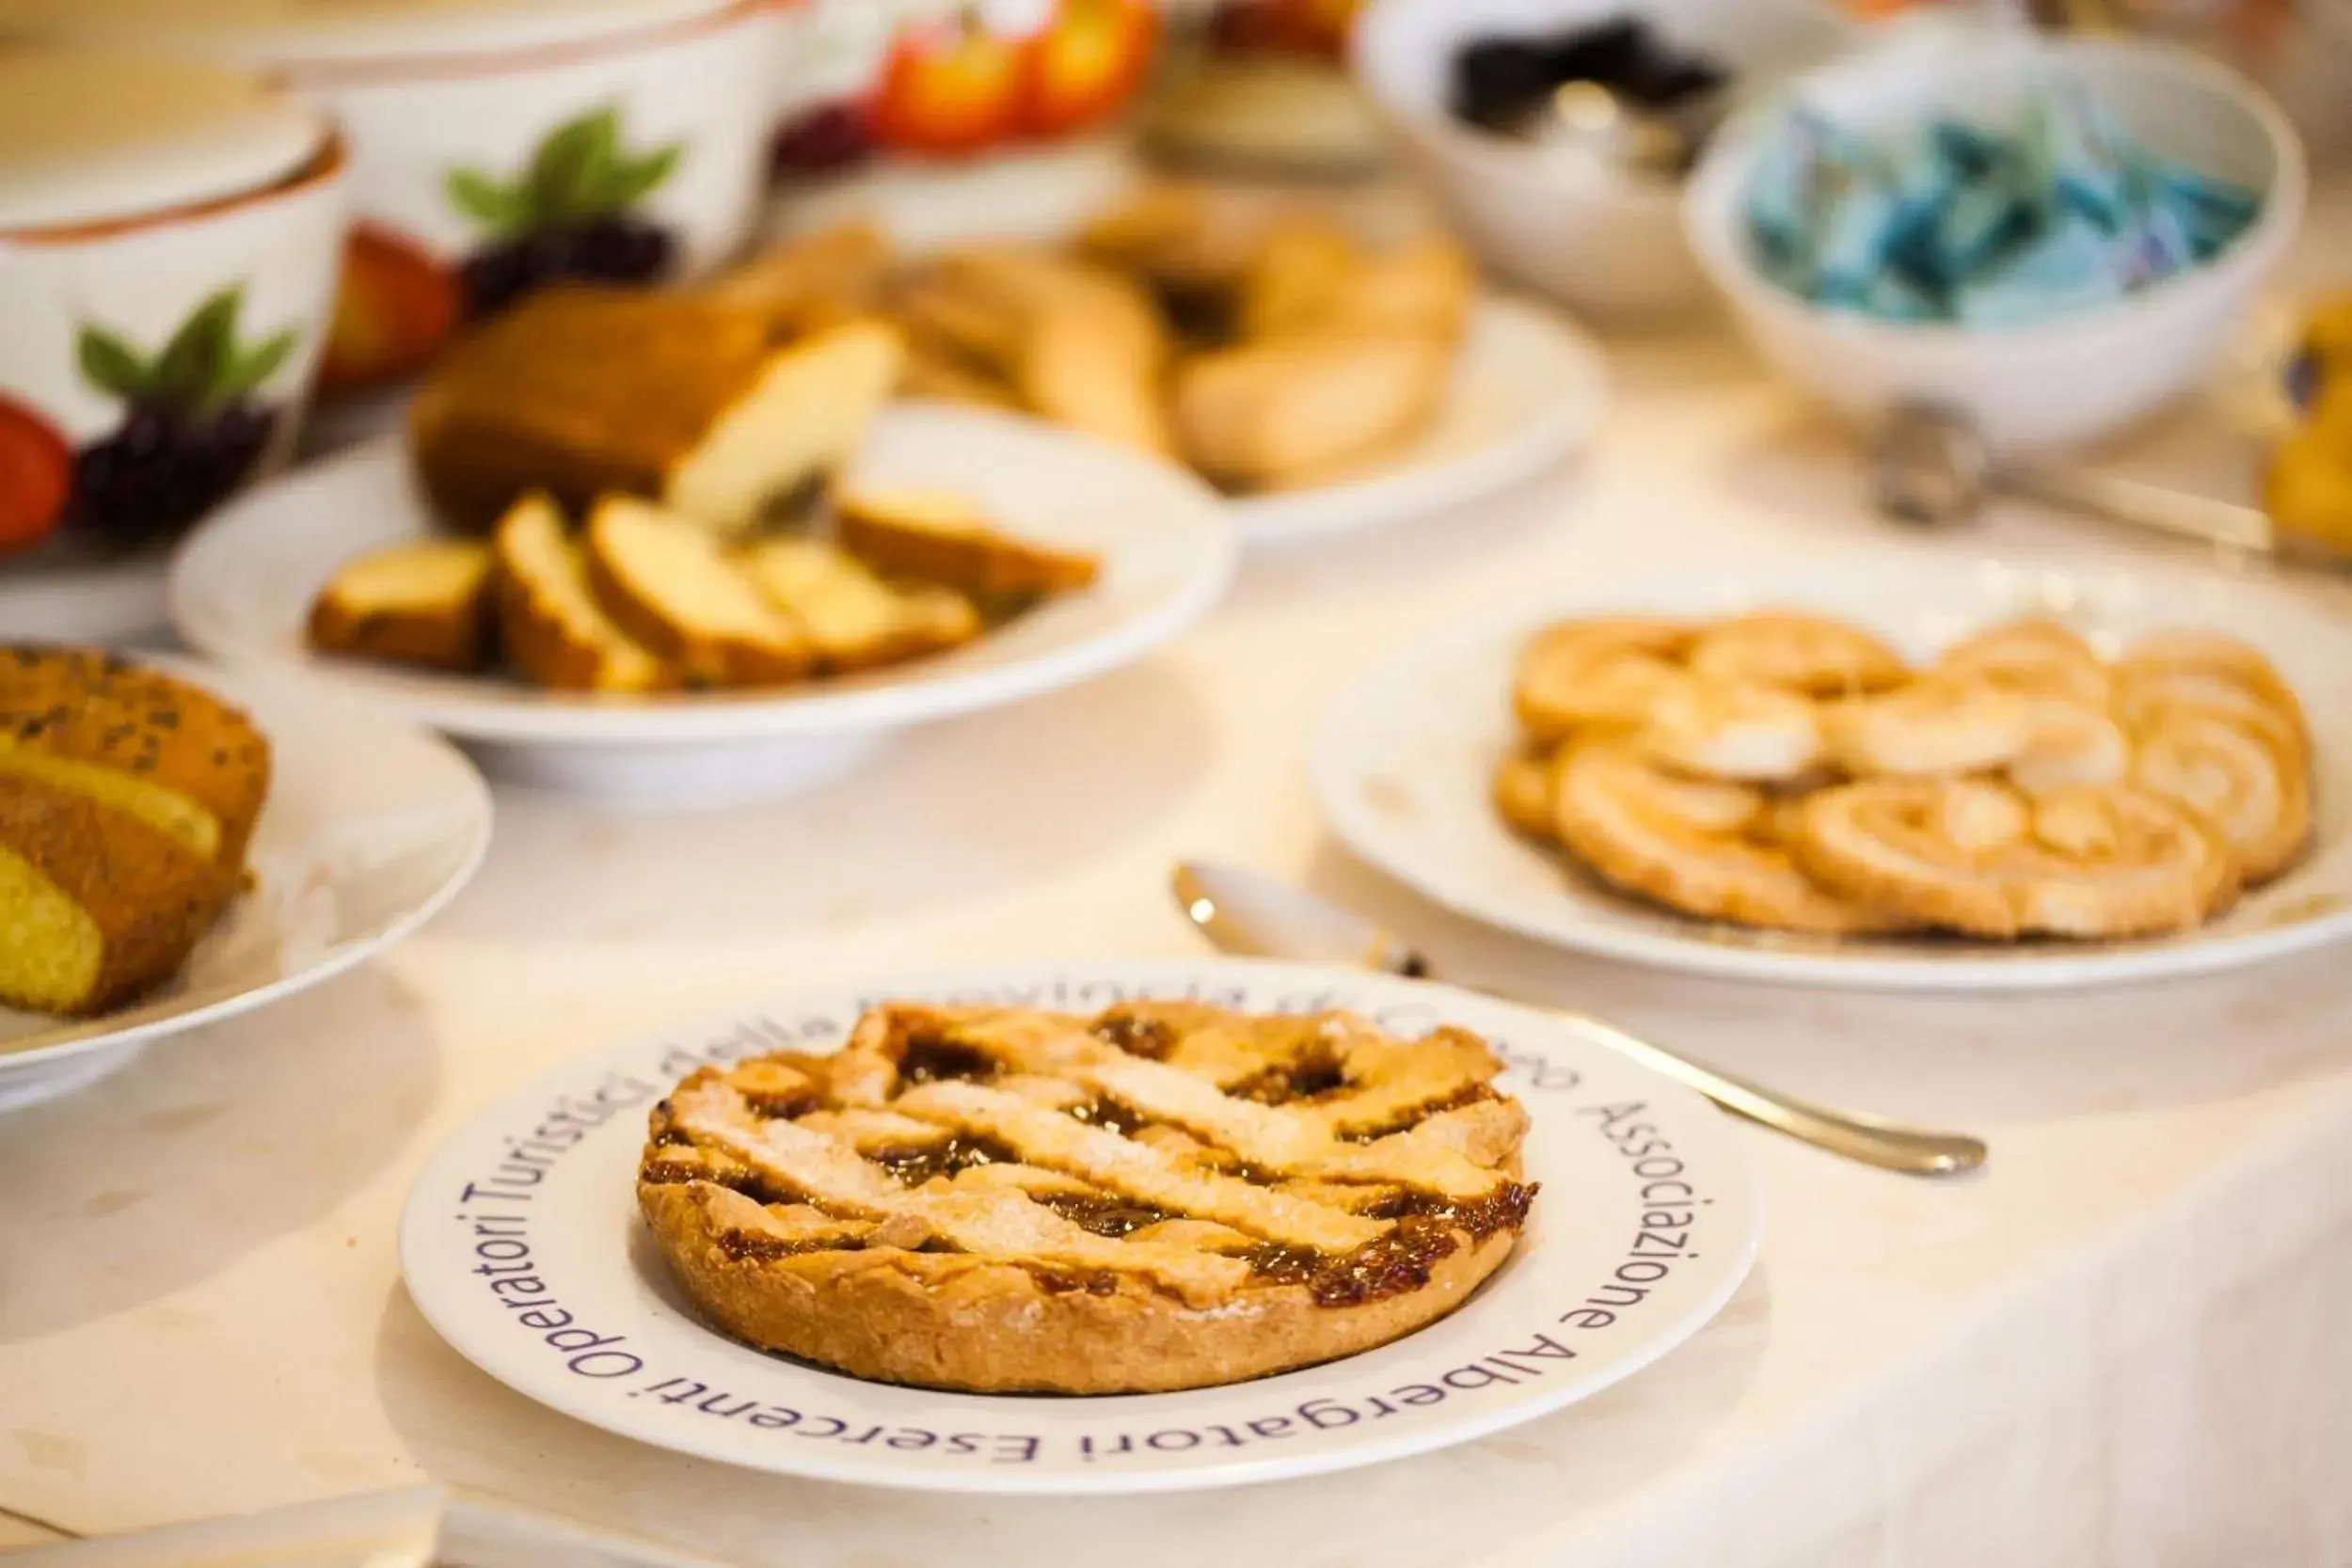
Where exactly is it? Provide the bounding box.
[0,41,345,642]
[0,0,787,401]
[765,0,1167,251]
[1685,33,2304,451]
[1352,0,1861,321]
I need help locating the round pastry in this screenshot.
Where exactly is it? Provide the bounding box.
[1512,617,1695,742]
[1933,617,2111,706]
[640,1002,1535,1395]
[1684,611,1908,698]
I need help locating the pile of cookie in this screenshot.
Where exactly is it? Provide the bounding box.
[1497,611,2313,941]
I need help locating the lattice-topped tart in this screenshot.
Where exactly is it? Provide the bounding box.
[638,1001,1536,1394]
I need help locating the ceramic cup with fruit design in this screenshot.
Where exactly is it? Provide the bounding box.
[2,0,788,396]
[767,0,1164,249]
[0,44,345,590]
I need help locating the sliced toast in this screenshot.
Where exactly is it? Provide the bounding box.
[738,539,980,673]
[1172,330,1453,489]
[491,495,676,694]
[834,489,1102,600]
[585,497,811,687]
[308,539,497,673]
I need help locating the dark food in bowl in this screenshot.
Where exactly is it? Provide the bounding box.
[1452,17,1730,169]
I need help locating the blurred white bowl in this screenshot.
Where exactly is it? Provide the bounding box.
[1683,34,2307,452]
[1351,0,1858,322]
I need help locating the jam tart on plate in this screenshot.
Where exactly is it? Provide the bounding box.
[639,1001,1536,1395]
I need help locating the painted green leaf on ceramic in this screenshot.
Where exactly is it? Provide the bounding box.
[151,288,244,412]
[76,326,152,403]
[445,168,534,235]
[217,328,299,403]
[445,104,688,231]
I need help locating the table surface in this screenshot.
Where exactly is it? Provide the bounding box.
[4,189,2351,1566]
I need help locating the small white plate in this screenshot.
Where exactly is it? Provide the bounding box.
[399,958,1760,1496]
[0,658,492,1112]
[1228,296,1610,549]
[1312,558,2352,993]
[169,403,1238,807]
[0,552,171,646]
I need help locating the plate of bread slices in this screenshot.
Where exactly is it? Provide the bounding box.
[722,187,1607,548]
[1312,558,2352,992]
[0,646,488,1110]
[170,287,1236,806]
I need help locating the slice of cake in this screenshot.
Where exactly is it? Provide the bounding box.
[491,495,675,694]
[410,287,904,536]
[585,498,811,687]
[738,539,980,673]
[834,489,1101,600]
[308,539,497,672]
[1172,330,1453,489]
[0,771,237,1016]
[0,647,272,867]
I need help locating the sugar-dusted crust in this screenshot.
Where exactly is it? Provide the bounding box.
[642,1180,1518,1395]
[637,1001,1534,1395]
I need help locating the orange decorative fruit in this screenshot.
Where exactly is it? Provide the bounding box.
[1019,0,1159,138]
[0,394,70,555]
[872,12,1025,159]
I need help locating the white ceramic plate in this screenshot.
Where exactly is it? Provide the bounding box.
[399,958,1760,1496]
[1227,296,1610,549]
[0,658,492,1112]
[0,552,171,646]
[168,403,1238,806]
[1312,558,2352,993]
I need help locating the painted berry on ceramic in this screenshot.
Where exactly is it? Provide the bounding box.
[445,106,687,319]
[67,288,297,549]
[0,395,73,556]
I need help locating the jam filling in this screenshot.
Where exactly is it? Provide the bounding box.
[872,1133,1021,1185]
[639,1157,703,1186]
[1033,1193,1174,1238]
[1337,1085,1501,1144]
[1091,1013,1178,1060]
[1034,1269,1122,1296]
[718,1231,866,1263]
[897,1034,999,1085]
[1243,1181,1537,1307]
[1233,1047,1350,1106]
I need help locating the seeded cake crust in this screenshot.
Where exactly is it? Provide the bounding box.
[638,1002,1535,1396]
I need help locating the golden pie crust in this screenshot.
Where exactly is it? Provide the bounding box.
[638,1001,1535,1395]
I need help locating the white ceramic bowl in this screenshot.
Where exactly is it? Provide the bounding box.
[1351,0,1858,321]
[1684,35,2307,452]
[0,0,790,395]
[0,45,346,640]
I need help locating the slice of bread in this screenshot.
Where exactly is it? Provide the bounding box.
[411,287,903,537]
[738,539,979,673]
[834,489,1102,600]
[491,495,676,694]
[308,539,497,673]
[0,771,237,1016]
[1172,329,1453,489]
[585,497,811,687]
[0,646,273,867]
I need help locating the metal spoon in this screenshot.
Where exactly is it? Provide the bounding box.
[1172,861,1988,1179]
[1871,402,2277,556]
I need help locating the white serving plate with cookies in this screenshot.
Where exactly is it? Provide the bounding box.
[167,402,1238,807]
[1311,557,2352,992]
[1224,295,1611,549]
[0,658,491,1112]
[398,958,1761,1495]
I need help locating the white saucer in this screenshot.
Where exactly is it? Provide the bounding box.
[1312,557,2352,993]
[399,958,1760,1496]
[1228,296,1610,548]
[0,657,492,1112]
[167,403,1238,807]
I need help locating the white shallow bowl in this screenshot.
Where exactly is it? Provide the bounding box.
[401,958,1760,1495]
[1352,0,1859,321]
[169,402,1238,808]
[0,657,492,1112]
[1684,35,2307,453]
[1312,556,2352,994]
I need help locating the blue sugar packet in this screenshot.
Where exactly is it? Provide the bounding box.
[2022,81,2135,234]
[1931,118,2002,180]
[2147,159,2261,258]
[1863,269,1940,323]
[2116,174,2197,287]
[1883,129,1959,273]
[1930,165,2031,282]
[1811,178,1899,305]
[1953,213,2123,327]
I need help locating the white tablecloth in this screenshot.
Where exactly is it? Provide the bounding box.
[4,190,2351,1568]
